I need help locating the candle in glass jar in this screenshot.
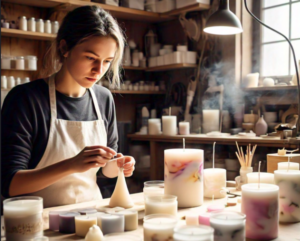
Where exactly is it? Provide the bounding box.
[144,214,177,241]
[3,196,43,241]
[241,183,279,240]
[162,116,177,135]
[173,225,214,241]
[143,180,164,200]
[145,194,177,216]
[148,119,161,135]
[274,170,300,223]
[179,122,190,135]
[278,162,300,171]
[204,168,226,198]
[210,210,245,241]
[247,172,275,184]
[165,149,203,207]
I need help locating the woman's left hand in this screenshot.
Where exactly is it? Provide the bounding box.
[116,153,135,177]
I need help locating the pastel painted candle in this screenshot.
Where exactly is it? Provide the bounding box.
[87,212,106,229]
[75,216,97,237]
[3,196,44,241]
[241,183,279,240]
[85,225,104,241]
[202,110,219,133]
[116,210,138,231]
[59,212,80,233]
[143,214,178,241]
[143,180,164,200]
[204,168,226,198]
[278,162,300,171]
[179,122,190,135]
[274,170,300,223]
[148,119,161,135]
[49,211,63,231]
[145,194,177,216]
[162,116,177,135]
[247,172,275,184]
[173,225,214,241]
[165,149,204,208]
[186,212,199,225]
[99,213,124,235]
[198,212,211,226]
[210,210,246,241]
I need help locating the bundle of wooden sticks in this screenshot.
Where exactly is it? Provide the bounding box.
[235,142,257,167]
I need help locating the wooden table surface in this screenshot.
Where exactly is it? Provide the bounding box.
[2,192,300,241]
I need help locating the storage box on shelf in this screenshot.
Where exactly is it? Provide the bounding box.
[176,0,210,9]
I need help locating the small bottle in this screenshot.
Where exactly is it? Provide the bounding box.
[23,77,30,84]
[16,77,22,85]
[255,115,268,136]
[19,16,27,31]
[51,21,59,34]
[44,20,51,34]
[27,17,36,32]
[36,19,44,33]
[8,76,15,89]
[25,56,38,70]
[16,56,25,70]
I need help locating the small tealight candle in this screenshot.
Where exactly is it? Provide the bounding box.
[59,212,81,234]
[143,180,164,200]
[278,162,300,171]
[198,212,211,226]
[278,149,287,155]
[173,225,214,241]
[204,168,226,198]
[148,119,161,135]
[145,194,178,216]
[75,216,97,237]
[162,116,177,135]
[179,122,190,135]
[99,213,124,235]
[49,210,64,231]
[87,212,106,229]
[247,172,275,184]
[143,214,178,241]
[116,210,138,231]
[210,210,246,241]
[185,212,199,225]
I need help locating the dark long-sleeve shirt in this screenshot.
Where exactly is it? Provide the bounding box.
[1,79,118,198]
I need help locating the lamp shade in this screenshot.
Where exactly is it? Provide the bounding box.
[204,0,243,35]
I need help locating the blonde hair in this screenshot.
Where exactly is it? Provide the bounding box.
[41,6,125,88]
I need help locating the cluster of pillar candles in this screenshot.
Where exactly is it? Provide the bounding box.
[3,147,300,241]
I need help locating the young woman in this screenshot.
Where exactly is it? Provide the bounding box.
[1,6,135,207]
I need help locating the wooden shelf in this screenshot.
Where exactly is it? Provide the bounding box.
[146,63,197,72]
[161,3,210,16]
[1,0,67,8]
[1,68,37,71]
[1,28,56,41]
[243,86,297,91]
[123,66,146,71]
[110,90,165,94]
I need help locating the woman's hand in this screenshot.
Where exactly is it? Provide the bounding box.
[68,145,116,173]
[115,153,136,177]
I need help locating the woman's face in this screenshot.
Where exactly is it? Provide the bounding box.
[64,36,117,88]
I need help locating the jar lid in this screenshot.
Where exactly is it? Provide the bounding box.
[25,55,38,60]
[21,16,27,19]
[29,17,35,20]
[37,19,44,22]
[16,56,24,59]
[52,21,59,24]
[45,20,51,22]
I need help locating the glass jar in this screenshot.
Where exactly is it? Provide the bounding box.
[44,20,51,34]
[19,16,27,31]
[27,17,36,32]
[143,180,164,199]
[16,56,25,70]
[240,166,253,185]
[36,19,44,33]
[145,194,177,216]
[173,225,214,241]
[51,21,59,34]
[1,56,12,69]
[25,55,38,70]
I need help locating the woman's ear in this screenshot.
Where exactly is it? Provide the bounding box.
[59,39,69,58]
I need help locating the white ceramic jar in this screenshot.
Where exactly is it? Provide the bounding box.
[25,56,38,70]
[19,16,27,31]
[45,20,51,34]
[1,76,7,89]
[1,56,12,69]
[16,56,25,70]
[27,17,36,32]
[51,21,59,34]
[36,19,44,33]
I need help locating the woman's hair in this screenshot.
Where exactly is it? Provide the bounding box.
[41,6,125,87]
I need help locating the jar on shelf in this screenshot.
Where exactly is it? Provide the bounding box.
[16,56,25,70]
[8,76,15,89]
[3,21,9,29]
[23,77,30,84]
[44,20,51,34]
[27,17,36,32]
[16,77,22,85]
[11,57,17,69]
[25,56,38,70]
[19,16,27,31]
[1,76,7,89]
[51,21,59,34]
[1,56,12,69]
[36,19,44,33]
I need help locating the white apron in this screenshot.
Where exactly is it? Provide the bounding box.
[31,74,106,207]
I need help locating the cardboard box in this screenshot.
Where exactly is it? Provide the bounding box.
[267,153,300,173]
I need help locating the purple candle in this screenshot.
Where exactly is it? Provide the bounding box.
[49,211,65,231]
[59,212,80,233]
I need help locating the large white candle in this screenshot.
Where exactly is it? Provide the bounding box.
[75,216,97,237]
[247,172,275,184]
[165,149,203,207]
[209,210,246,241]
[179,122,190,135]
[116,210,138,231]
[145,194,177,216]
[162,116,177,135]
[148,119,161,135]
[274,170,300,223]
[3,196,43,241]
[143,214,177,241]
[241,183,279,240]
[173,225,214,241]
[204,168,226,198]
[278,162,300,170]
[202,110,219,133]
[99,214,124,235]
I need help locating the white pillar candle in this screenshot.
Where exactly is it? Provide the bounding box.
[179,122,190,135]
[204,168,226,198]
[85,225,104,241]
[87,212,106,229]
[116,210,138,231]
[162,116,177,135]
[202,110,219,133]
[148,119,161,135]
[75,216,97,237]
[278,162,300,170]
[143,180,164,200]
[274,170,300,223]
[143,214,177,241]
[173,225,214,241]
[244,72,259,87]
[247,172,275,184]
[99,214,124,235]
[145,194,177,216]
[3,196,43,241]
[241,183,279,240]
[210,210,246,241]
[165,149,204,207]
[186,213,199,225]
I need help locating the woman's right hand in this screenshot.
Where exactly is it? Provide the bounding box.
[67,145,117,173]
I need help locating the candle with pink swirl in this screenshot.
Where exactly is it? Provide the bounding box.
[164,149,203,208]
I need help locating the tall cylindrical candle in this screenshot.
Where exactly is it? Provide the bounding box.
[202,110,219,133]
[162,116,177,135]
[274,170,300,223]
[278,162,300,171]
[241,183,279,240]
[3,196,43,241]
[59,212,80,234]
[143,214,177,241]
[165,149,203,207]
[173,225,214,241]
[145,194,177,216]
[210,210,246,241]
[247,172,275,184]
[204,168,226,198]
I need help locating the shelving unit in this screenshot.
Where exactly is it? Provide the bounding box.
[1,68,37,72]
[243,86,297,91]
[111,90,165,94]
[1,28,56,41]
[146,63,197,72]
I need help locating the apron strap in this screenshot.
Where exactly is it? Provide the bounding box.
[89,87,103,120]
[48,74,57,120]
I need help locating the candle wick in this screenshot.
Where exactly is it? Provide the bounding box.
[258,161,261,189]
[169,107,171,116]
[183,138,185,152]
[213,142,216,169]
[287,156,291,172]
